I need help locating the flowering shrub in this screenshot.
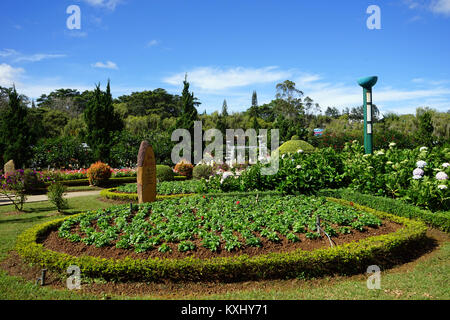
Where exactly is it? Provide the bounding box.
[342,141,449,211]
[174,160,194,179]
[87,162,112,186]
[0,170,28,211]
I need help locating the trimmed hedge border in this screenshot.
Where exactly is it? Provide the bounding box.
[15,198,427,282]
[44,177,137,187]
[318,189,450,233]
[99,188,194,202]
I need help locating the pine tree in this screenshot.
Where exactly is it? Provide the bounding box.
[250,91,259,129]
[222,99,229,117]
[0,86,32,168]
[83,81,123,163]
[174,75,199,162]
[175,75,198,133]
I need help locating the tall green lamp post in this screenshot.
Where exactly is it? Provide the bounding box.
[357,76,378,154]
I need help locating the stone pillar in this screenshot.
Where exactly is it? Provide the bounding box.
[4,160,15,177]
[137,141,157,204]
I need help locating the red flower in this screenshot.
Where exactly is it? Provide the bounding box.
[203,195,206,199]
[236,201,240,205]
[201,216,204,220]
[350,201,354,206]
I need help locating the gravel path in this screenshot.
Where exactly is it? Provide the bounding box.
[0,190,101,206]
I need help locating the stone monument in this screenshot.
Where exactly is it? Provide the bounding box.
[137,141,157,204]
[4,160,15,177]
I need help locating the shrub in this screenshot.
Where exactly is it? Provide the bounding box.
[291,135,300,140]
[0,170,27,211]
[318,188,450,232]
[23,169,46,192]
[47,182,68,213]
[156,165,174,182]
[193,164,214,180]
[276,140,315,156]
[87,161,112,186]
[31,136,94,170]
[174,160,194,179]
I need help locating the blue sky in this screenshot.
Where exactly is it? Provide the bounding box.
[1,0,449,115]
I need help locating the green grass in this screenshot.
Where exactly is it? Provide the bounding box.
[0,195,449,300]
[202,241,450,300]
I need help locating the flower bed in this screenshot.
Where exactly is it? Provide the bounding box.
[15,196,427,282]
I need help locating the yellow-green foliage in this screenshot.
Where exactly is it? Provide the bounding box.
[100,188,192,202]
[276,140,316,155]
[15,199,427,282]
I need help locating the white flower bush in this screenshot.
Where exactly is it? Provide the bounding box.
[420,146,428,152]
[221,171,234,180]
[443,163,450,168]
[416,160,427,168]
[438,185,447,190]
[436,171,449,181]
[413,168,425,177]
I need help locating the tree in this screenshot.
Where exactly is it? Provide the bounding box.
[83,81,123,163]
[274,80,304,121]
[325,107,340,118]
[250,91,260,129]
[415,109,434,148]
[0,86,33,168]
[175,75,199,134]
[222,99,229,117]
[173,75,200,162]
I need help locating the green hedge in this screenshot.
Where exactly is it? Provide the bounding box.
[45,177,137,187]
[318,189,450,233]
[15,199,427,282]
[99,188,194,202]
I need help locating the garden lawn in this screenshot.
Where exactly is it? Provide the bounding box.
[0,195,448,300]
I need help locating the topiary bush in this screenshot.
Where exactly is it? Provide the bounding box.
[276,140,315,156]
[87,161,112,186]
[193,164,214,180]
[156,165,174,182]
[174,159,194,179]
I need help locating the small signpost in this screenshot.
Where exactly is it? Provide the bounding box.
[357,76,378,154]
[313,128,324,136]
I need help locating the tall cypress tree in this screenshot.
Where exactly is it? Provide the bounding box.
[222,99,229,117]
[83,81,123,163]
[0,86,32,168]
[175,75,198,133]
[174,75,199,162]
[250,90,260,130]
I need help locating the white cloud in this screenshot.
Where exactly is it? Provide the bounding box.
[15,54,66,63]
[147,40,160,47]
[80,0,123,10]
[405,0,450,16]
[0,49,66,63]
[164,66,292,92]
[430,0,450,15]
[0,63,24,87]
[0,49,19,58]
[91,61,118,70]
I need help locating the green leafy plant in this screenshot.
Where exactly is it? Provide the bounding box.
[47,182,68,213]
